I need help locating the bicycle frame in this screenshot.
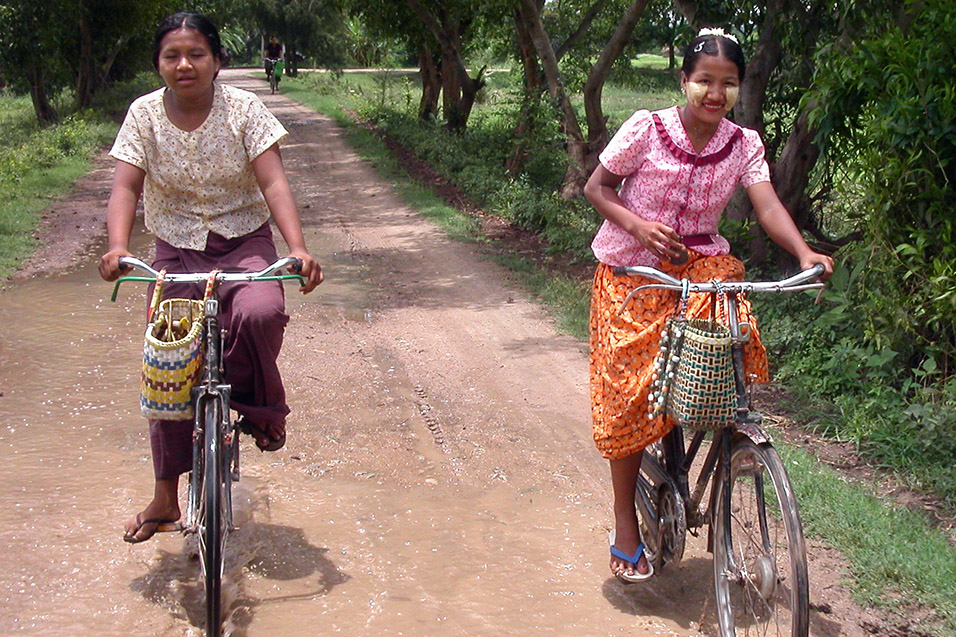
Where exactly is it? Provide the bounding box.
[617,264,823,636]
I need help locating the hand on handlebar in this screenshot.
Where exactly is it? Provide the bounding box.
[798,252,834,282]
[98,249,133,282]
[287,251,323,294]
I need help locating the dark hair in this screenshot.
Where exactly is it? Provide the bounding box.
[681,33,746,81]
[152,12,222,70]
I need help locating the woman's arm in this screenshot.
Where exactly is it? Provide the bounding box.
[747,181,833,277]
[98,160,145,281]
[584,164,684,262]
[252,143,323,293]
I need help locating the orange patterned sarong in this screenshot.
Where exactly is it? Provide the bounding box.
[589,253,769,460]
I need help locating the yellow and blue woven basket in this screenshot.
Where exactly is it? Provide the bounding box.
[140,270,207,420]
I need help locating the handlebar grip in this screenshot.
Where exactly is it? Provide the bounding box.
[612,266,627,276]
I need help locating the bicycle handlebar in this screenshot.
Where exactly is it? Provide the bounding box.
[612,264,825,294]
[117,256,302,282]
[110,256,305,302]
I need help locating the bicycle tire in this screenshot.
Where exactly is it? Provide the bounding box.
[200,398,225,634]
[270,72,277,94]
[712,438,809,636]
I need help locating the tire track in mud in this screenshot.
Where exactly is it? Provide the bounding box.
[413,383,446,447]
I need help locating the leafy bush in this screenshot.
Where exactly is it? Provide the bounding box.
[809,0,956,376]
[356,89,598,257]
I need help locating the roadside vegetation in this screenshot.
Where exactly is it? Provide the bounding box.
[0,74,157,278]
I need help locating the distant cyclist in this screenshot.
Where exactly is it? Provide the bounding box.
[263,36,283,84]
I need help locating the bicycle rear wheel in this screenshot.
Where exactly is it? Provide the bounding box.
[712,438,809,636]
[199,398,226,634]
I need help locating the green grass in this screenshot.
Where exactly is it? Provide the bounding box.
[275,72,956,634]
[0,74,157,281]
[0,112,116,278]
[779,443,956,633]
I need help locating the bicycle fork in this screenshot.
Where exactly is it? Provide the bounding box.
[185,302,238,534]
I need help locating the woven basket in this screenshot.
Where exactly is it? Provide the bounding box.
[139,270,209,421]
[666,318,736,430]
[141,297,204,420]
[649,317,736,431]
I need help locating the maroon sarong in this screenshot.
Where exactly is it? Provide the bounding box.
[147,224,290,479]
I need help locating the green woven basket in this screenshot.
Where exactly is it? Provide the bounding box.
[664,318,736,431]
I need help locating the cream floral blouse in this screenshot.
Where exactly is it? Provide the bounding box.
[110,82,288,250]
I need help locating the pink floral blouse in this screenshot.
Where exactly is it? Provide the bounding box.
[591,106,771,267]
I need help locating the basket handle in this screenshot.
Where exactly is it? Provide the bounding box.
[202,270,221,304]
[146,269,167,323]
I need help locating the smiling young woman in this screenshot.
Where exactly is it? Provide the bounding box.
[583,28,833,584]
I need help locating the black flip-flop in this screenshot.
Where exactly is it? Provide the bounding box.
[123,514,182,544]
[236,416,286,452]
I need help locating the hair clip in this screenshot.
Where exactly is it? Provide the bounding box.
[697,27,739,44]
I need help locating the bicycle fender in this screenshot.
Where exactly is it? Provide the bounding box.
[734,420,773,445]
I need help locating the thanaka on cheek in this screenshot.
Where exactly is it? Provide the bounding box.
[685,81,707,108]
[725,86,739,111]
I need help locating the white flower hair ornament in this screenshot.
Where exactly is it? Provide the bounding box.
[697,27,739,44]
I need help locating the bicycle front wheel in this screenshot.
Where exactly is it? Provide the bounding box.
[199,398,225,634]
[712,438,809,636]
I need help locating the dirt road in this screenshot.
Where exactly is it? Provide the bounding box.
[0,69,877,635]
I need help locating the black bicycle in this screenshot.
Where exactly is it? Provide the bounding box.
[112,256,303,635]
[613,264,825,637]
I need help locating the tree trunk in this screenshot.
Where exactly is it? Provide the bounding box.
[670,0,699,27]
[407,0,485,131]
[506,5,544,174]
[76,7,94,108]
[772,108,819,233]
[516,0,589,196]
[582,0,650,179]
[26,62,58,126]
[733,0,787,135]
[554,0,610,61]
[99,36,129,86]
[418,45,440,121]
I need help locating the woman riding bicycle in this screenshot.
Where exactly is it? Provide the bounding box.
[98,12,323,544]
[583,28,833,583]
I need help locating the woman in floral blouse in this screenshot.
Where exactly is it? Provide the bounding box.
[98,12,323,544]
[584,29,832,583]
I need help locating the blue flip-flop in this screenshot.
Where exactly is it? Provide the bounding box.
[609,529,655,583]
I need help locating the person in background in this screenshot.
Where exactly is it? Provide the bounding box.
[263,36,283,83]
